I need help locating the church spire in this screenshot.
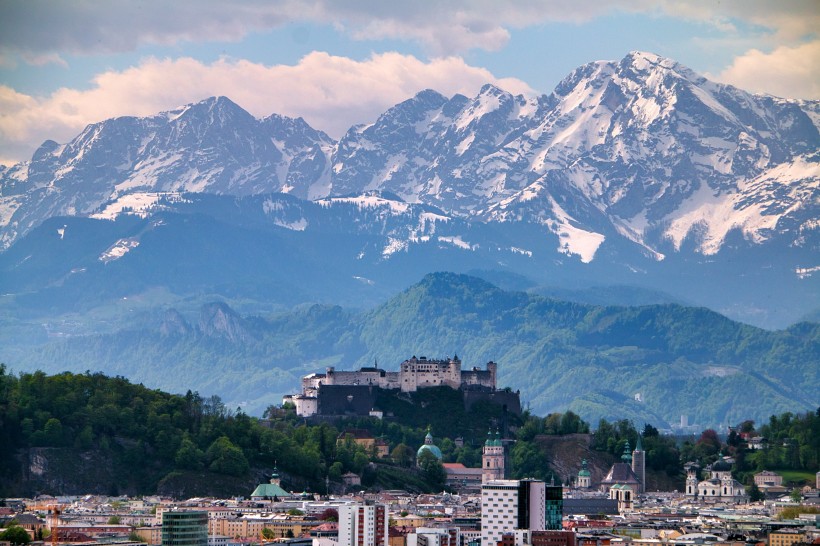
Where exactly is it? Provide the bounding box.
[621,440,632,462]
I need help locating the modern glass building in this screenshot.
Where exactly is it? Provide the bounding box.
[162,511,208,546]
[545,484,563,530]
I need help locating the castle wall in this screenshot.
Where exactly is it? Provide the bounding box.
[317,385,378,416]
[463,390,521,415]
[323,367,399,389]
[296,357,516,417]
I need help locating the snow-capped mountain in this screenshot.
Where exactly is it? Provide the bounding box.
[329,52,819,261]
[0,96,332,248]
[1,52,818,327]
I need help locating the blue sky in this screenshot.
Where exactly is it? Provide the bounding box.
[0,1,817,165]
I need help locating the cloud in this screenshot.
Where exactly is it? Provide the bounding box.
[0,52,535,165]
[712,42,820,99]
[2,1,816,59]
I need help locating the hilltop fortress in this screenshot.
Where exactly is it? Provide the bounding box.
[284,355,519,418]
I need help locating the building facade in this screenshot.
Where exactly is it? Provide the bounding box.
[161,511,207,546]
[685,457,746,502]
[481,480,549,546]
[338,502,388,546]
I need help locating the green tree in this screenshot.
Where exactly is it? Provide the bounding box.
[108,516,121,524]
[748,482,764,502]
[75,425,94,449]
[128,531,142,542]
[261,528,276,540]
[0,526,31,545]
[417,450,446,490]
[206,436,249,476]
[328,461,344,481]
[391,443,414,467]
[175,436,205,470]
[43,418,64,446]
[510,442,551,481]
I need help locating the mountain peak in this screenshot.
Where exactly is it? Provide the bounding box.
[478,83,509,97]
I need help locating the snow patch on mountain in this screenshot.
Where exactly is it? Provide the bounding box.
[664,156,819,254]
[99,238,140,263]
[382,237,408,257]
[91,192,190,220]
[438,235,473,250]
[546,197,605,263]
[510,246,533,257]
[0,197,21,228]
[318,194,410,214]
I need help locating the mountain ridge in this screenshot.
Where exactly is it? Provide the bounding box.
[0,51,818,328]
[5,272,817,429]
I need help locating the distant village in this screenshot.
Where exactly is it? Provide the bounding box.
[3,357,819,546]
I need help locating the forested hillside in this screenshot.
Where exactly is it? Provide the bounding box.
[5,273,818,428]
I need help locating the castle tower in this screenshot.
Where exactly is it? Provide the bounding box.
[577,459,591,489]
[487,361,498,389]
[482,429,505,483]
[632,435,645,493]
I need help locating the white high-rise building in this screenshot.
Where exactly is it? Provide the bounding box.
[338,502,388,546]
[480,480,547,546]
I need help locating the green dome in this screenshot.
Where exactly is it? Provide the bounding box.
[485,429,502,447]
[418,431,442,460]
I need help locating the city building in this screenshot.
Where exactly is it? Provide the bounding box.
[685,455,746,502]
[338,429,390,458]
[481,479,550,546]
[499,530,576,546]
[407,527,460,545]
[443,463,484,492]
[161,510,207,546]
[754,471,783,487]
[338,501,389,546]
[768,529,807,546]
[544,484,563,530]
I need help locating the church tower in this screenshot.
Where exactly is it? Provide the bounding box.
[577,459,591,489]
[684,462,699,497]
[632,434,646,493]
[482,429,505,483]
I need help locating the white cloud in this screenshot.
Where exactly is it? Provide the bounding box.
[712,42,820,99]
[2,1,816,59]
[0,52,534,165]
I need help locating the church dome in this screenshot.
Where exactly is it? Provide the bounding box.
[711,458,732,472]
[417,431,442,460]
[485,429,502,447]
